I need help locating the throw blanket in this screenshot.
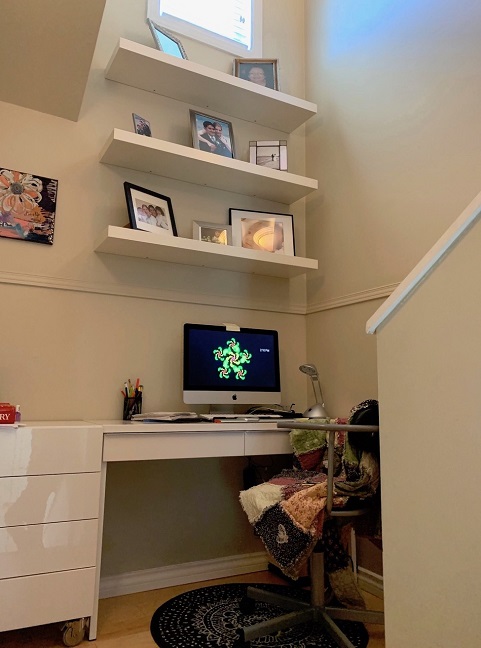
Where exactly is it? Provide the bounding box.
[239,412,380,608]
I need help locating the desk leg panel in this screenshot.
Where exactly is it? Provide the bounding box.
[244,430,292,456]
[89,462,107,640]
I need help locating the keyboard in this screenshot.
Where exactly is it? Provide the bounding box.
[200,413,282,421]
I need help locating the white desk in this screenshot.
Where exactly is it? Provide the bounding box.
[0,420,292,642]
[101,420,292,462]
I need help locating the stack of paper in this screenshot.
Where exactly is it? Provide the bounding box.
[131,412,200,422]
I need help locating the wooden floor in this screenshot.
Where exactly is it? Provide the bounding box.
[1,571,384,647]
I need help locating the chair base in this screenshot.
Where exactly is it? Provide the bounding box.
[267,561,311,588]
[234,585,384,648]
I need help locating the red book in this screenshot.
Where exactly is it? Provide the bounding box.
[0,403,16,424]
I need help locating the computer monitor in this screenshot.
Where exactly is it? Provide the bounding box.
[183,323,281,409]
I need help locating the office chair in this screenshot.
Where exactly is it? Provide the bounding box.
[234,420,384,648]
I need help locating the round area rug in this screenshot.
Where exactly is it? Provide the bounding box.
[150,583,369,648]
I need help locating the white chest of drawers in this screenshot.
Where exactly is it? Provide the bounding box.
[0,419,292,642]
[0,422,103,635]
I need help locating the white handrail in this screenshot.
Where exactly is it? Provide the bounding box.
[366,189,481,334]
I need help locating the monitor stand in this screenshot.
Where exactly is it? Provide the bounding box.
[209,404,236,415]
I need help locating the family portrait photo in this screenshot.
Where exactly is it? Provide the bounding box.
[190,110,235,158]
[124,182,177,236]
[132,113,152,137]
[193,221,232,245]
[234,59,279,90]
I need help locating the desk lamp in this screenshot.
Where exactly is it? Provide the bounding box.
[299,363,328,418]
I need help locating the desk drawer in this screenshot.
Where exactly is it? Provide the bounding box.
[0,567,96,632]
[0,519,98,578]
[0,473,101,527]
[245,430,292,456]
[103,431,245,462]
[0,425,102,477]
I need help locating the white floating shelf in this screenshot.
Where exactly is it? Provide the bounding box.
[105,38,317,133]
[95,226,318,278]
[100,130,318,205]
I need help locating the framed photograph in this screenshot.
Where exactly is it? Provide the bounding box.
[132,113,152,137]
[124,182,177,236]
[249,140,287,171]
[0,167,58,245]
[193,221,232,245]
[189,110,235,159]
[147,19,188,59]
[234,59,279,90]
[229,209,295,256]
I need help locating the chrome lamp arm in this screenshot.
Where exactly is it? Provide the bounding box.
[299,363,328,418]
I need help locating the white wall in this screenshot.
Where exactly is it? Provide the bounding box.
[304,0,481,409]
[0,0,308,575]
[303,0,481,578]
[376,215,481,647]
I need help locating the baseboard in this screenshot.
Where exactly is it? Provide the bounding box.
[357,566,384,598]
[99,551,269,599]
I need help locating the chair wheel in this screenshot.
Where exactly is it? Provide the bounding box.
[239,596,256,615]
[61,619,86,646]
[232,633,250,648]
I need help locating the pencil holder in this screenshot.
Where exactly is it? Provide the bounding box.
[123,395,142,421]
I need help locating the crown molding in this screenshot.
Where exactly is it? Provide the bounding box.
[0,270,398,316]
[306,283,398,315]
[0,270,306,315]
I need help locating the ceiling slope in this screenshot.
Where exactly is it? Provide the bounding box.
[0,0,106,120]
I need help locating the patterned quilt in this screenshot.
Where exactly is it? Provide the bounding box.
[239,411,380,609]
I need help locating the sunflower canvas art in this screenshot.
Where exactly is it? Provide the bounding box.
[0,167,58,245]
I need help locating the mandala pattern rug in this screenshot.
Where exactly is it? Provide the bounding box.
[150,583,369,648]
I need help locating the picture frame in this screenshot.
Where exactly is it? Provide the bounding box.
[124,182,177,236]
[147,19,188,59]
[132,113,152,137]
[193,221,232,245]
[234,58,279,90]
[189,110,235,159]
[249,140,287,171]
[0,166,58,245]
[229,208,295,256]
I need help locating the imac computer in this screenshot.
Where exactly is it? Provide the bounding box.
[183,323,281,411]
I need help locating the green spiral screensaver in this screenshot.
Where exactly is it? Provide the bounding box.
[213,338,252,380]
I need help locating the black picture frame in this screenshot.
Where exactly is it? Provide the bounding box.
[124,182,177,236]
[229,208,295,256]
